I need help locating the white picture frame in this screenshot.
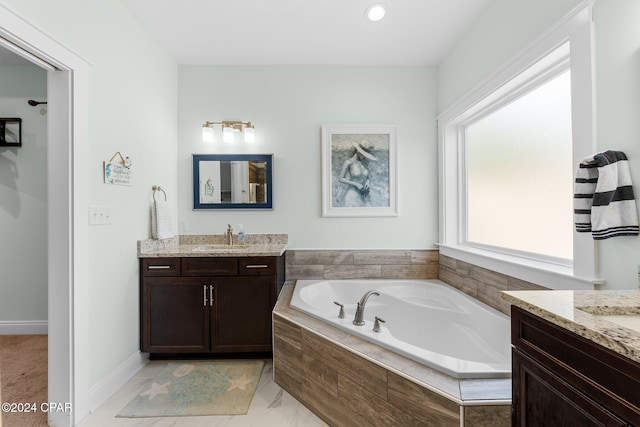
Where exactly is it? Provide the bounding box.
[321,124,398,217]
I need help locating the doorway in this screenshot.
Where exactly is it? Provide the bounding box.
[0,4,90,426]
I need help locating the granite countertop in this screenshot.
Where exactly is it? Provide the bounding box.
[137,234,288,258]
[502,289,640,365]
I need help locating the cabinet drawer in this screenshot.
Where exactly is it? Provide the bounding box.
[141,258,181,276]
[239,257,277,276]
[182,257,238,276]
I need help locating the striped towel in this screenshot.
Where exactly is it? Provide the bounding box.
[574,150,639,240]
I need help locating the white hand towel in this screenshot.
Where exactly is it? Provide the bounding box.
[574,150,639,240]
[151,200,174,240]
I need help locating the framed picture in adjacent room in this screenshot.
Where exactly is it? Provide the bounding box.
[0,118,22,147]
[321,124,398,217]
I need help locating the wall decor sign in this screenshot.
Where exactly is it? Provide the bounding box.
[103,151,132,186]
[0,118,22,147]
[321,124,398,217]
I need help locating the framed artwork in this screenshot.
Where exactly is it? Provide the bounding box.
[321,124,398,217]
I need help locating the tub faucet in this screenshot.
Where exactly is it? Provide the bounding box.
[353,290,380,326]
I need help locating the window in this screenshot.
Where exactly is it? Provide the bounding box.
[438,5,596,290]
[466,70,573,261]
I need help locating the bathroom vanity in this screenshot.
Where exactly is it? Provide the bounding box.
[503,290,640,426]
[137,234,287,357]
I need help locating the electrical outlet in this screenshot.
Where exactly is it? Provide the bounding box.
[89,206,112,225]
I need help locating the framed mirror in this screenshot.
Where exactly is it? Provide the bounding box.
[192,154,273,210]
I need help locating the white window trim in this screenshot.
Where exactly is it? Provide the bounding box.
[437,2,598,290]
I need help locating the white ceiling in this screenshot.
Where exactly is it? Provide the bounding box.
[120,0,492,65]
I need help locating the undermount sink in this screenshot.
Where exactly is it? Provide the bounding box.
[596,314,640,333]
[193,245,250,252]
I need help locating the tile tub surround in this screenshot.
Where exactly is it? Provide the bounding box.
[137,233,288,257]
[503,289,640,365]
[273,282,511,427]
[286,249,439,281]
[439,254,548,315]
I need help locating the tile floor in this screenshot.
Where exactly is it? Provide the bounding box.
[79,360,327,427]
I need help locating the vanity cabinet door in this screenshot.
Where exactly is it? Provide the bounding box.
[511,306,640,426]
[141,276,210,353]
[512,349,627,426]
[211,276,275,353]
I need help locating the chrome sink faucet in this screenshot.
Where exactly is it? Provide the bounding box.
[224,224,234,246]
[353,290,379,326]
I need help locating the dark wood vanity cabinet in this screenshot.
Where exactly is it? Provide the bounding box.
[140,255,285,355]
[511,306,640,426]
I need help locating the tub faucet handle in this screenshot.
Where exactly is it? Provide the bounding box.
[373,316,386,333]
[333,301,346,319]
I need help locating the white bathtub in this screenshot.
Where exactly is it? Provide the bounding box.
[290,279,511,379]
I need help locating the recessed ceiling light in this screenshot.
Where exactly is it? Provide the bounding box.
[365,4,386,22]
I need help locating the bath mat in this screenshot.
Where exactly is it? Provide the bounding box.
[117,360,264,417]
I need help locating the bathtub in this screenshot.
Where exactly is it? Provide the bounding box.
[290,279,511,379]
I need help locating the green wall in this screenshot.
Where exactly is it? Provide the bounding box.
[178,65,439,249]
[0,65,47,323]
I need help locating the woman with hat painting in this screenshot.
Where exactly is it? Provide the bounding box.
[336,139,378,207]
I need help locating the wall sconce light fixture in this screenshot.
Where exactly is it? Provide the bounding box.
[202,120,255,143]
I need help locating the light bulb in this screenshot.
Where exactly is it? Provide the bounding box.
[244,123,255,143]
[202,126,214,143]
[222,125,235,143]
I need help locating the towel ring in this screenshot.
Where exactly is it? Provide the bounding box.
[152,185,167,202]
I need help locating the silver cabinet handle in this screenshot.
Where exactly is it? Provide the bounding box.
[203,285,208,306]
[209,285,214,306]
[245,264,269,269]
[148,265,171,270]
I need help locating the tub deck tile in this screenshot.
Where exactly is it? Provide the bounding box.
[464,405,511,426]
[338,375,423,427]
[388,372,460,426]
[302,353,338,398]
[459,378,511,401]
[300,376,370,427]
[302,329,388,399]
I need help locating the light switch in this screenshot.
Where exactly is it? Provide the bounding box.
[89,206,112,225]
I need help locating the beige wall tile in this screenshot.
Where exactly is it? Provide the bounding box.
[411,249,439,264]
[289,250,354,265]
[439,254,457,270]
[354,250,411,265]
[324,265,382,279]
[286,265,325,280]
[508,276,548,291]
[381,264,438,279]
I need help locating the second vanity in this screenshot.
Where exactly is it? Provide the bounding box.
[137,234,287,357]
[503,290,640,426]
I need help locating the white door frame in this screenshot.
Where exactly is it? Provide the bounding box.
[0,5,90,426]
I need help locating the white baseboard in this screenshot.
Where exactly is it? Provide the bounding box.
[88,351,148,412]
[0,320,48,334]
